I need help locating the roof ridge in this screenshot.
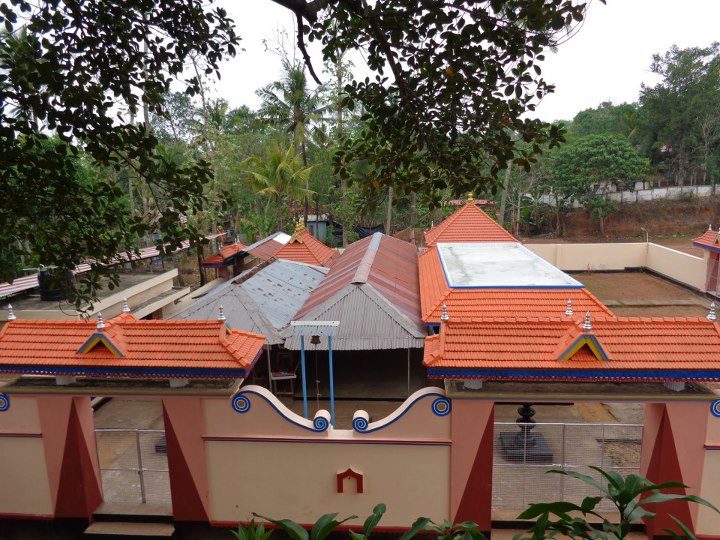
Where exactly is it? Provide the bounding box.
[352,233,383,284]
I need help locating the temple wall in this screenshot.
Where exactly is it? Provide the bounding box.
[199,386,454,529]
[0,395,53,517]
[526,242,708,292]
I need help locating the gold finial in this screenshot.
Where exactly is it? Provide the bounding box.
[467,192,474,204]
[294,221,305,234]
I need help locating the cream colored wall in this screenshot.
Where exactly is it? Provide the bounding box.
[0,396,41,434]
[0,395,52,516]
[646,244,706,291]
[205,440,450,527]
[0,437,53,516]
[696,451,720,535]
[526,242,707,292]
[525,243,646,271]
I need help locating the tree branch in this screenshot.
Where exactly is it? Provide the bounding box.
[294,12,322,85]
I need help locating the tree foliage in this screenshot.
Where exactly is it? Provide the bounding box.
[0,0,238,305]
[274,0,600,203]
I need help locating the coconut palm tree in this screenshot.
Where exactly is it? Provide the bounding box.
[257,59,327,223]
[243,145,314,232]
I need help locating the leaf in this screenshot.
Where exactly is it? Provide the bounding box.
[663,515,699,540]
[253,514,308,540]
[362,503,386,537]
[398,517,431,540]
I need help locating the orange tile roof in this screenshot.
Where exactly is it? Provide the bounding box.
[424,316,720,381]
[425,201,517,245]
[203,241,247,266]
[418,247,613,323]
[274,224,337,267]
[693,228,720,252]
[0,313,265,379]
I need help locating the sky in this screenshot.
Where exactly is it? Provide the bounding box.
[213,0,720,122]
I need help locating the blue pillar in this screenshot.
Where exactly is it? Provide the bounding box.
[300,335,308,419]
[328,335,335,427]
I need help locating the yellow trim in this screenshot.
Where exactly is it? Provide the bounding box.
[559,336,607,362]
[77,334,124,357]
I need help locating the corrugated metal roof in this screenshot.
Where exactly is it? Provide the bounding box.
[174,259,328,344]
[285,233,425,350]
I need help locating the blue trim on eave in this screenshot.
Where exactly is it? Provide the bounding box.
[426,367,720,381]
[693,241,720,253]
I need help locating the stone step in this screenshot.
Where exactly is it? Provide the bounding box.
[92,502,173,523]
[84,521,175,538]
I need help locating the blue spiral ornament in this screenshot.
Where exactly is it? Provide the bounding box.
[352,416,369,432]
[0,393,8,412]
[431,397,451,417]
[711,400,720,418]
[313,415,330,432]
[231,394,251,414]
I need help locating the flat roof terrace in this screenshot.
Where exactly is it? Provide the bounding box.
[570,271,710,317]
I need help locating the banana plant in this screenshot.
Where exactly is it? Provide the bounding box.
[514,466,718,540]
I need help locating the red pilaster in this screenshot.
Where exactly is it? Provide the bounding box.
[450,400,494,532]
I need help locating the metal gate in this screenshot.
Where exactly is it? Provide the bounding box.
[493,422,643,511]
[95,428,170,505]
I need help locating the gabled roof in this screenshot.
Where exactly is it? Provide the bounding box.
[424,315,720,381]
[418,246,613,324]
[203,241,247,267]
[274,223,338,267]
[244,232,290,261]
[285,233,425,350]
[693,227,720,252]
[425,199,517,245]
[0,313,265,379]
[175,259,328,344]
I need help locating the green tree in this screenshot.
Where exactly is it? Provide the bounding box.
[274,0,599,202]
[0,1,238,306]
[545,135,649,235]
[243,145,314,232]
[639,43,720,184]
[567,102,641,140]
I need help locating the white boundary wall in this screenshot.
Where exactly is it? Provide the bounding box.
[539,184,717,208]
[525,242,707,292]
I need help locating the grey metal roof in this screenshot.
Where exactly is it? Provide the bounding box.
[283,234,426,351]
[173,259,328,344]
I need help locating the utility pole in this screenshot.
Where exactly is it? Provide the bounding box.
[385,186,394,235]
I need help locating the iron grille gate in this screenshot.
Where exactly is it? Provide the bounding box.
[493,422,644,511]
[95,428,171,505]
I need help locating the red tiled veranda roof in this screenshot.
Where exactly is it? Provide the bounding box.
[693,227,720,252]
[425,196,517,245]
[0,313,265,379]
[203,241,247,267]
[424,315,720,381]
[274,223,338,267]
[418,247,613,324]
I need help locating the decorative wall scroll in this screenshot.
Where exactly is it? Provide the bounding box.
[0,392,8,412]
[336,468,364,493]
[711,399,720,418]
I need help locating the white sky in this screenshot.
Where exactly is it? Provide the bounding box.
[213,0,720,122]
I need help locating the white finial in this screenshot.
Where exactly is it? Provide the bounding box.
[708,302,717,322]
[218,305,226,321]
[564,299,574,316]
[96,312,106,330]
[440,303,449,323]
[582,311,592,331]
[709,224,713,231]
[7,304,16,321]
[122,298,131,313]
